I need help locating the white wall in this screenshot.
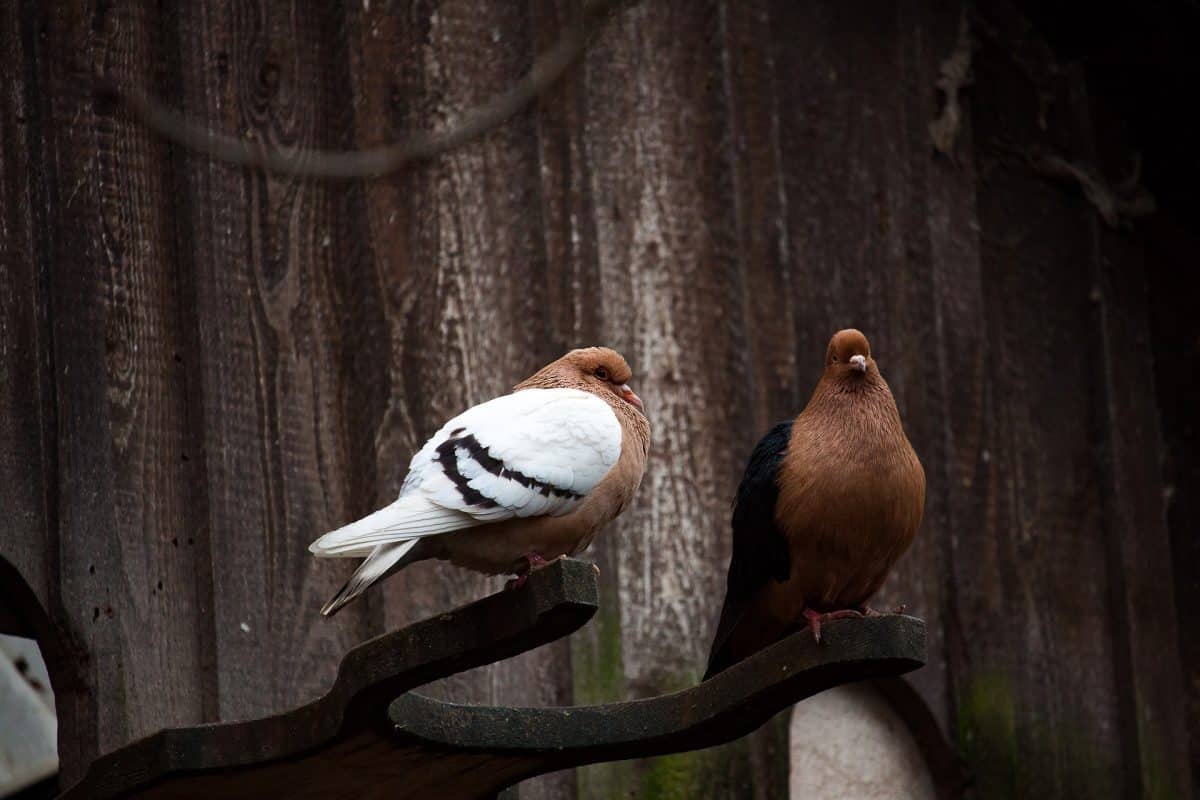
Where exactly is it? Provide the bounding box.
[790,684,935,800]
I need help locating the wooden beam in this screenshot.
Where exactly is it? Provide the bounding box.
[53,563,924,800]
[390,614,925,766]
[56,558,599,800]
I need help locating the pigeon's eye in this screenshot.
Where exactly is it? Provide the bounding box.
[595,366,609,380]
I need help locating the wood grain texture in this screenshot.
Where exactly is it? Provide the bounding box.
[173,0,375,723]
[1085,98,1192,798]
[585,0,748,696]
[341,5,570,797]
[1144,212,1200,797]
[390,615,926,769]
[575,1,764,796]
[0,0,54,618]
[957,11,1125,796]
[33,0,212,783]
[523,4,638,797]
[0,1,1194,797]
[57,557,600,800]
[58,601,921,800]
[916,2,989,749]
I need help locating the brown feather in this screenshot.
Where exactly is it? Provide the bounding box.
[726,329,925,662]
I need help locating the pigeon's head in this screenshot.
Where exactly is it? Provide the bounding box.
[565,347,644,413]
[517,347,645,413]
[825,328,875,378]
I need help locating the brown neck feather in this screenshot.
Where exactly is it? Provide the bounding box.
[514,363,575,391]
[800,370,906,451]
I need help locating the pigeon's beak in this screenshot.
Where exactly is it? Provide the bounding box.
[620,384,645,412]
[849,354,868,373]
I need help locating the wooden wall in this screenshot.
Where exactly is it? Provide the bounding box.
[0,1,1192,798]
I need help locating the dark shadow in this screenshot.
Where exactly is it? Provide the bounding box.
[0,554,79,768]
[7,774,58,800]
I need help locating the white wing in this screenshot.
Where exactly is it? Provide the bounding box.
[310,388,622,558]
[414,387,622,520]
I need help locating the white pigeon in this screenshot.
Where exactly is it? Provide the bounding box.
[310,347,650,616]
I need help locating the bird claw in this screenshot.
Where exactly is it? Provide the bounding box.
[505,552,549,590]
[802,607,866,643]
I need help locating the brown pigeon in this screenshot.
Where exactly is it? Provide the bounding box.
[311,347,651,616]
[704,329,925,678]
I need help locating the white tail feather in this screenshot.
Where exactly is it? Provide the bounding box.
[320,540,419,617]
[309,497,480,558]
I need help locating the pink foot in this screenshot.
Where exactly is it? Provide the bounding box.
[504,552,548,590]
[801,607,865,643]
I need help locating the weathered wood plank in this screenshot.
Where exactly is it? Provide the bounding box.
[35,1,212,782]
[3,3,1194,798]
[588,0,747,688]
[714,1,805,794]
[719,0,801,427]
[1085,107,1192,798]
[57,597,921,800]
[391,615,926,769]
[173,1,378,721]
[569,2,761,798]
[340,7,572,771]
[954,9,1127,795]
[890,0,982,738]
[1143,212,1200,797]
[341,8,577,798]
[0,0,53,618]
[57,558,600,800]
[917,0,991,753]
[524,3,631,797]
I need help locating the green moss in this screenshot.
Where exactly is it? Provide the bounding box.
[957,672,1018,799]
[641,751,707,800]
[957,671,1157,800]
[571,602,625,705]
[572,591,635,799]
[1138,716,1185,800]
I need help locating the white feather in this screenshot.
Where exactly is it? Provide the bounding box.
[308,495,481,558]
[309,387,621,573]
[319,541,419,616]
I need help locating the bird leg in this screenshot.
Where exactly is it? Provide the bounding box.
[801,607,865,643]
[504,552,549,590]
